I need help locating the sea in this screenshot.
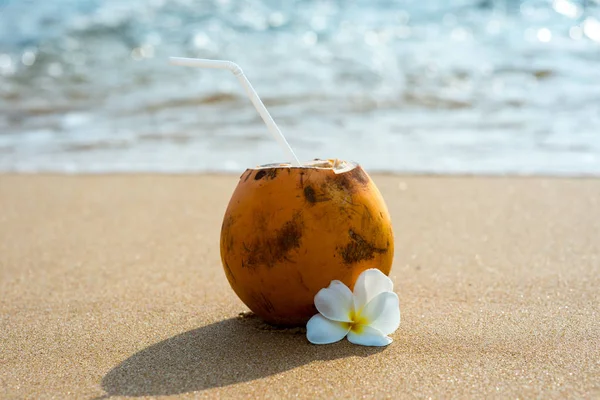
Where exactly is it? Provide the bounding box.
[1,0,599,175]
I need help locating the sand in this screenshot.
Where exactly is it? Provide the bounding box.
[1,174,598,399]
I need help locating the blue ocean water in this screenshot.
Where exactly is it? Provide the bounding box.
[0,0,599,174]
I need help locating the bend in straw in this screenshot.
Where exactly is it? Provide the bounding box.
[169,57,302,167]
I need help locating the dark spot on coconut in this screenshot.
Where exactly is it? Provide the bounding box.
[303,186,331,204]
[255,168,279,181]
[254,170,267,180]
[304,186,317,203]
[349,166,369,185]
[339,229,387,264]
[274,217,303,257]
[328,166,369,195]
[244,213,304,269]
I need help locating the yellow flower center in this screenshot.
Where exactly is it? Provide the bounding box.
[344,310,368,334]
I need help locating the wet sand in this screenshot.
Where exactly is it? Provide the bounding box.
[1,174,598,399]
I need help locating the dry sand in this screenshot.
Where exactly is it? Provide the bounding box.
[1,174,598,399]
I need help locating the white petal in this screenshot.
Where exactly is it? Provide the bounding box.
[314,280,354,322]
[353,269,394,312]
[306,314,350,344]
[360,292,400,335]
[347,325,393,347]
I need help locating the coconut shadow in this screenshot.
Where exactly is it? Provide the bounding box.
[101,314,384,397]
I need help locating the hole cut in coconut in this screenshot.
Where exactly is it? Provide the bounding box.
[255,159,357,174]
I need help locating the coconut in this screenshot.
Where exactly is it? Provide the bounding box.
[220,159,394,326]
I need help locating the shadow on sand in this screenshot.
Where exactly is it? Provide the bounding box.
[101,314,383,397]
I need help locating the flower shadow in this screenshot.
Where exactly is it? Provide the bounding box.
[101,314,383,397]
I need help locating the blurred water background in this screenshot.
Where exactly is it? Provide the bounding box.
[0,0,599,174]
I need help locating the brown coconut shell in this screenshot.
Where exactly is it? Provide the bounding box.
[220,160,394,326]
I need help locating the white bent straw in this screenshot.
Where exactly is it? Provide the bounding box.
[169,57,302,167]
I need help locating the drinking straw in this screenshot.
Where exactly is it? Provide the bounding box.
[169,57,302,167]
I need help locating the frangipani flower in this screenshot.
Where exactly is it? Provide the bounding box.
[306,269,400,346]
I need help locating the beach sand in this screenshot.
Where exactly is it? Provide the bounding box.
[1,174,598,399]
